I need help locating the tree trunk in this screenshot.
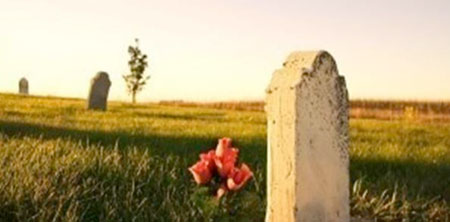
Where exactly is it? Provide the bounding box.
[132,92,136,104]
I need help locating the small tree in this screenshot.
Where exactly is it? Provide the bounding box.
[123,38,149,103]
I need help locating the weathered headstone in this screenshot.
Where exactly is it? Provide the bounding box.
[87,71,111,111]
[19,77,29,94]
[265,51,349,222]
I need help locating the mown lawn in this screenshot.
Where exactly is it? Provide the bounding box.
[0,93,448,221]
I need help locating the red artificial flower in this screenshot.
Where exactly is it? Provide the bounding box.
[189,137,253,198]
[188,160,212,185]
[214,138,239,178]
[215,137,232,157]
[199,150,216,171]
[227,163,253,191]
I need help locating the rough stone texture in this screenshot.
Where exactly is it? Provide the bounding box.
[19,78,29,94]
[265,51,349,222]
[87,72,111,111]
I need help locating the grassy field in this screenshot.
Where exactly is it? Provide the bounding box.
[160,100,450,121]
[0,93,449,221]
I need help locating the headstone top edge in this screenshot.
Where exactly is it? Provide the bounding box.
[284,50,330,70]
[266,50,335,93]
[95,71,109,77]
[92,71,111,84]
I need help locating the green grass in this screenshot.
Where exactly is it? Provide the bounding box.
[0,93,448,221]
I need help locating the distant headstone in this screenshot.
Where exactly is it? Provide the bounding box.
[87,71,111,111]
[19,78,29,94]
[265,51,349,222]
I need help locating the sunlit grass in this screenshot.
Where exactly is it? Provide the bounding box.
[0,93,448,221]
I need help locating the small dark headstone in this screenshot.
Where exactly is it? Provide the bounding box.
[87,72,111,111]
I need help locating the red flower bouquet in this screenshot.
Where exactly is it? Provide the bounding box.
[189,138,253,198]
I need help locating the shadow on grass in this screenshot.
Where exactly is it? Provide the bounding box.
[351,157,450,201]
[0,120,266,163]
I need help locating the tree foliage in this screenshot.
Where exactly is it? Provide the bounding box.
[123,38,149,103]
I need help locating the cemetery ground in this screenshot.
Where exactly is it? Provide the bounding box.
[0,93,448,221]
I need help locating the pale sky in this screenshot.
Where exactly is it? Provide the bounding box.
[1,0,449,101]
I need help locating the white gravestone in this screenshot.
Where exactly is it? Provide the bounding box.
[87,71,111,111]
[265,51,349,222]
[19,77,29,94]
